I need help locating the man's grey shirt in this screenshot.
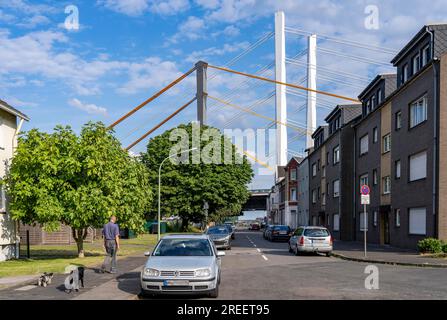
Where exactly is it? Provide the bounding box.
[103,222,119,240]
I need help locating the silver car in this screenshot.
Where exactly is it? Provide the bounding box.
[206,226,232,250]
[140,234,224,298]
[288,226,333,256]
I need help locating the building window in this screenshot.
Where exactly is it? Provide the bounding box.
[422,44,430,67]
[395,111,402,130]
[333,180,340,198]
[373,211,378,227]
[395,209,401,227]
[290,168,297,181]
[377,89,382,105]
[373,169,378,185]
[312,189,317,204]
[409,151,427,181]
[322,192,326,206]
[290,188,297,201]
[317,159,321,171]
[366,99,371,114]
[360,174,369,190]
[312,216,317,226]
[317,187,321,200]
[333,214,340,231]
[395,160,401,179]
[413,53,421,74]
[371,95,376,110]
[0,183,6,212]
[373,127,378,143]
[333,146,340,164]
[383,176,391,194]
[360,135,369,155]
[312,163,317,177]
[326,152,330,166]
[410,96,428,128]
[402,64,409,83]
[360,212,368,231]
[383,134,391,153]
[409,208,426,235]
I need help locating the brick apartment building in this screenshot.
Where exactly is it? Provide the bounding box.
[301,24,447,249]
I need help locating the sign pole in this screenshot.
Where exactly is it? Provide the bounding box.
[364,203,367,258]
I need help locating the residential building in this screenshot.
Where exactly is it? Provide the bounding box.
[284,157,300,228]
[352,24,447,249]
[297,157,309,227]
[268,166,285,224]
[0,99,29,261]
[308,104,362,240]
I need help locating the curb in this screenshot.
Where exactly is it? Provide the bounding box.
[0,276,39,291]
[330,252,447,268]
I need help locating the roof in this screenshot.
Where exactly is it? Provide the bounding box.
[390,24,447,65]
[311,125,328,139]
[358,74,396,100]
[324,103,362,122]
[0,99,30,121]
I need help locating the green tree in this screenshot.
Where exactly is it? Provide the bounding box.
[141,123,253,230]
[4,122,152,257]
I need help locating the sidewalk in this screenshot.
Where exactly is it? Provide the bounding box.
[332,240,447,268]
[0,255,146,300]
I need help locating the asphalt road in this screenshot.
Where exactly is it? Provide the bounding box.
[207,230,447,300]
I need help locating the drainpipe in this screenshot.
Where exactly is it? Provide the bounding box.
[352,124,357,241]
[427,26,438,238]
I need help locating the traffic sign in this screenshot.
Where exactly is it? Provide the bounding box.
[361,194,370,205]
[361,185,370,195]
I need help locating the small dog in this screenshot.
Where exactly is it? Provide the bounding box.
[64,266,85,293]
[37,272,54,287]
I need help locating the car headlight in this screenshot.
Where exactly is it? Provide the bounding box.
[194,268,211,277]
[143,268,160,277]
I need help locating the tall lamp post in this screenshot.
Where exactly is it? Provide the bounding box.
[158,147,197,241]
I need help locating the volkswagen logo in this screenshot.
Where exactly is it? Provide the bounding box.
[174,270,179,277]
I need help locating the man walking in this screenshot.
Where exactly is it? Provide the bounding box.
[101,215,120,274]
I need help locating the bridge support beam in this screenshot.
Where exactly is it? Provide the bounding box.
[196,61,208,126]
[274,11,288,171]
[306,34,317,149]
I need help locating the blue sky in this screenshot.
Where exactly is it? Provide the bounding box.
[2,0,447,189]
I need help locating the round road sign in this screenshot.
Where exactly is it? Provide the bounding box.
[361,185,370,195]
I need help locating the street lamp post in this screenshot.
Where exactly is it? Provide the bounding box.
[157,147,197,241]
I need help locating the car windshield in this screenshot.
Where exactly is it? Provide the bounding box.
[273,225,289,231]
[207,227,229,235]
[152,239,213,256]
[304,229,330,237]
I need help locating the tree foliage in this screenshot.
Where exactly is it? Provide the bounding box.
[141,123,253,229]
[4,122,152,257]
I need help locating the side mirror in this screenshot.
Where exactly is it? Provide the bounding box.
[217,251,226,257]
[144,251,151,256]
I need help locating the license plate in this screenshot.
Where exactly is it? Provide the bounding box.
[312,240,324,244]
[280,231,287,235]
[163,280,189,286]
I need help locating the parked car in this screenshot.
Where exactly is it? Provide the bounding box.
[249,222,260,231]
[223,223,235,239]
[206,226,232,250]
[268,225,292,242]
[263,225,273,239]
[288,226,333,256]
[140,234,224,298]
[260,221,267,229]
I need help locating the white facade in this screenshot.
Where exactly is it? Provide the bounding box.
[0,100,28,261]
[297,158,309,227]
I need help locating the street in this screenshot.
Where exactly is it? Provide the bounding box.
[140,230,447,300]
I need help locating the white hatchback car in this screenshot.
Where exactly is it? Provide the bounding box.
[288,226,333,256]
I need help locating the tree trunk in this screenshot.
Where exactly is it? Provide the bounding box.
[72,228,85,258]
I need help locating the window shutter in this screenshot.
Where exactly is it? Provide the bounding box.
[410,152,427,181]
[409,208,426,235]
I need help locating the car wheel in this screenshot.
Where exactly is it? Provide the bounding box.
[326,252,331,257]
[209,285,219,298]
[139,289,154,299]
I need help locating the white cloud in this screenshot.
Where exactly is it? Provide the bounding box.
[16,14,51,28]
[185,41,250,63]
[117,57,181,94]
[212,25,240,37]
[194,0,221,10]
[98,0,190,16]
[68,98,108,116]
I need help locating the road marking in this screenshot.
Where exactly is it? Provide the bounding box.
[256,248,261,252]
[261,255,268,261]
